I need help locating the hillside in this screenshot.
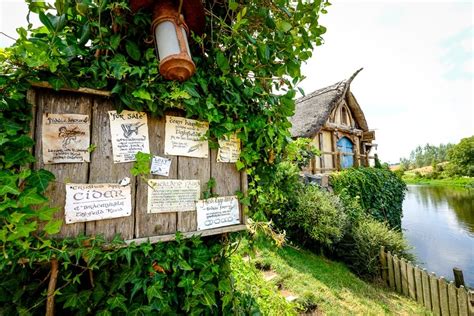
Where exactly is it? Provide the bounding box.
[234,244,431,315]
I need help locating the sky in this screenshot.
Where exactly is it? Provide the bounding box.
[1,1,473,163]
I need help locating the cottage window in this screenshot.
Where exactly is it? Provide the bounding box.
[341,106,349,125]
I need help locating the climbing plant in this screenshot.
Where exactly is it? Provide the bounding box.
[0,0,328,313]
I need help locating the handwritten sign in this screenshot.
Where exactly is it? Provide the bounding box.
[217,133,241,163]
[196,196,240,230]
[164,116,209,158]
[147,180,200,213]
[109,110,149,163]
[65,183,132,224]
[42,113,90,164]
[150,156,172,176]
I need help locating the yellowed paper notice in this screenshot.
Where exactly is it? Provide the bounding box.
[217,133,241,163]
[196,196,240,230]
[147,179,200,213]
[65,183,132,224]
[42,113,90,164]
[164,116,209,158]
[108,110,149,163]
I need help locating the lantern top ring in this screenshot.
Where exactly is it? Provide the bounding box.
[151,14,189,34]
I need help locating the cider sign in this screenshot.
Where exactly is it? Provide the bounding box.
[65,183,132,224]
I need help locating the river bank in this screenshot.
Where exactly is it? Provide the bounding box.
[403,175,474,187]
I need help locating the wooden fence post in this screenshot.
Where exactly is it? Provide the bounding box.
[406,261,416,300]
[387,251,395,289]
[453,268,465,288]
[400,259,408,296]
[380,247,388,284]
[393,255,402,293]
[422,269,432,310]
[429,272,440,315]
[457,286,468,316]
[414,266,424,305]
[438,277,449,316]
[448,281,459,316]
[468,290,474,316]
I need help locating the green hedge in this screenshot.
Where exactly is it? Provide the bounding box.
[330,168,407,230]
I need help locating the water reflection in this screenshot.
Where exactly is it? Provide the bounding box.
[402,185,474,287]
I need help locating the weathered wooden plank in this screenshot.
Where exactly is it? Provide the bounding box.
[85,98,135,240]
[126,224,247,245]
[30,81,112,97]
[422,269,432,310]
[415,266,424,305]
[468,290,474,316]
[400,258,409,296]
[177,154,210,232]
[379,247,388,284]
[407,261,416,300]
[210,149,241,196]
[438,277,450,316]
[134,115,177,238]
[393,255,402,293]
[240,170,248,225]
[448,281,459,316]
[387,251,395,289]
[430,272,441,315]
[34,90,91,237]
[457,286,469,316]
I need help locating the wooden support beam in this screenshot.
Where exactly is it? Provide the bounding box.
[30,81,112,97]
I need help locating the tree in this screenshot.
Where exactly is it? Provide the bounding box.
[446,136,474,177]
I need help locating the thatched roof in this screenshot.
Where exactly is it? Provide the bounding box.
[290,68,368,138]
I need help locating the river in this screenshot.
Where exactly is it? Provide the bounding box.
[402,185,474,287]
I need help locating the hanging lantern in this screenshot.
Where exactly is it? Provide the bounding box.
[151,0,195,82]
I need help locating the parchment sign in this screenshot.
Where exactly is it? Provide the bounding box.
[65,183,132,224]
[42,113,90,164]
[147,180,200,213]
[164,116,209,158]
[196,196,240,230]
[150,156,172,176]
[217,134,241,163]
[108,110,149,163]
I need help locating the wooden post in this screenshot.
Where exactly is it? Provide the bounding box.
[422,268,432,310]
[407,261,416,300]
[393,255,402,293]
[430,272,441,315]
[448,281,459,316]
[379,246,388,284]
[400,258,408,296]
[438,277,449,316]
[468,290,474,316]
[46,258,59,316]
[457,286,469,316]
[453,267,465,288]
[387,251,395,289]
[414,266,424,304]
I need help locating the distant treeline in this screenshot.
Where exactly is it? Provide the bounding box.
[400,136,473,178]
[399,143,454,169]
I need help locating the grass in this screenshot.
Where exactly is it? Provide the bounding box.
[402,175,474,187]
[241,243,431,315]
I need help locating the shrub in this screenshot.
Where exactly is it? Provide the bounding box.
[330,167,407,230]
[446,136,474,177]
[336,216,414,277]
[283,185,347,249]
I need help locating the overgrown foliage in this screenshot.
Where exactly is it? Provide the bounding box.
[0,0,329,313]
[445,136,474,177]
[330,167,407,230]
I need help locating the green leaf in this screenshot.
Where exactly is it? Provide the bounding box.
[132,89,152,101]
[25,169,55,193]
[216,52,230,74]
[146,283,162,302]
[277,21,292,33]
[39,11,54,32]
[107,295,127,312]
[110,34,121,50]
[48,77,64,90]
[44,219,62,235]
[126,40,141,61]
[18,188,47,207]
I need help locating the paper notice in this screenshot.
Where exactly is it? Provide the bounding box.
[196,196,240,230]
[42,113,90,164]
[108,110,149,163]
[164,116,209,158]
[65,183,132,224]
[217,133,241,163]
[147,179,200,213]
[150,156,172,176]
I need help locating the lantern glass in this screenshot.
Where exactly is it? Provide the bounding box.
[154,21,180,61]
